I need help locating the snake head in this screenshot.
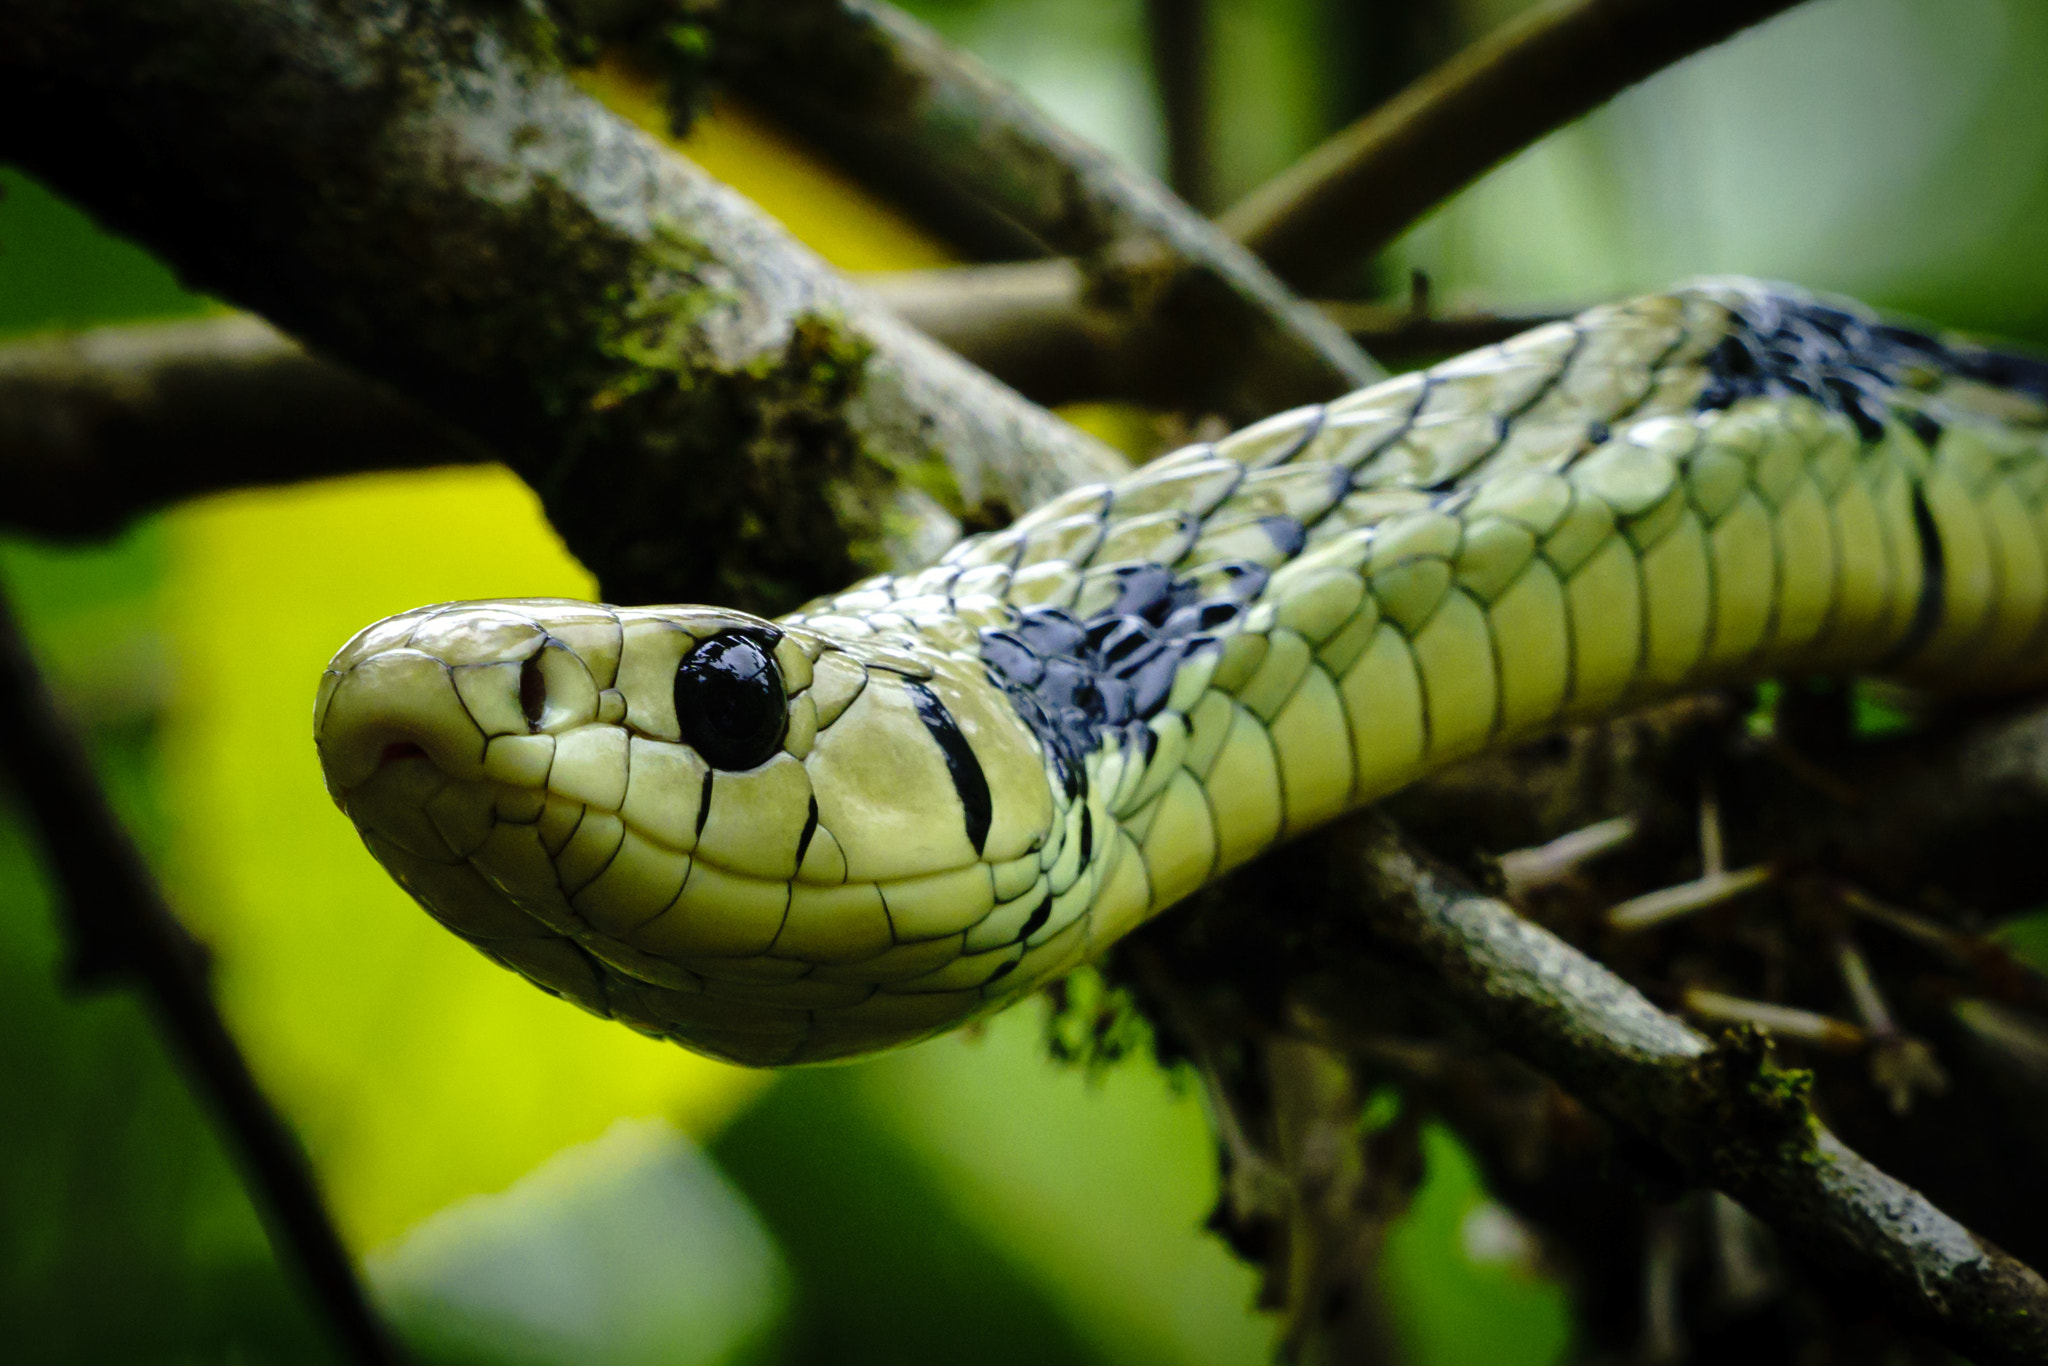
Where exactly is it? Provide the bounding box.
[314,598,1112,1064]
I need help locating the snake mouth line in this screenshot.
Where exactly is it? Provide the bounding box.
[341,738,1079,981]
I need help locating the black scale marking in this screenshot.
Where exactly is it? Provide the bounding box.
[978,559,1272,797]
[793,796,820,872]
[1889,488,1948,666]
[968,288,2048,811]
[971,411,1332,801]
[1699,286,2048,663]
[906,681,993,856]
[1018,897,1053,939]
[1697,287,2048,441]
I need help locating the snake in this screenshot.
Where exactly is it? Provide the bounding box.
[313,278,2048,1067]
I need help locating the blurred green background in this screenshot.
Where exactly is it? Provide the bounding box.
[3,0,2045,1362]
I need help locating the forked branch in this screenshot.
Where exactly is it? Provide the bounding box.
[700,0,1381,421]
[1221,0,1812,289]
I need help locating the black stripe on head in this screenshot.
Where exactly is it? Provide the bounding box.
[906,681,993,856]
[794,796,819,872]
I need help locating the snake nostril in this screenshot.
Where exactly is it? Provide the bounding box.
[380,741,428,765]
[520,652,548,730]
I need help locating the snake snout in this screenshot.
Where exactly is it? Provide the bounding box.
[314,647,492,797]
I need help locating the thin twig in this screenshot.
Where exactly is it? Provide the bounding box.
[1498,813,1639,897]
[1833,934,1951,1114]
[1828,883,2048,1015]
[1833,884,1974,962]
[0,587,401,1365]
[0,316,486,540]
[1680,988,1865,1053]
[1708,1192,1776,1310]
[1220,0,1812,288]
[703,0,1383,421]
[1607,865,1773,932]
[1639,1203,1687,1365]
[1331,812,2048,1366]
[1834,938,1894,1037]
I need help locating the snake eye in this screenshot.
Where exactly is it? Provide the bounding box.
[675,631,787,770]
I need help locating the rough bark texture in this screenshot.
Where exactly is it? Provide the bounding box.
[0,0,1122,610]
[0,292,1557,527]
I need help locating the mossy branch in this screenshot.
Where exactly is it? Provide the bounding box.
[0,0,1123,610]
[1298,814,2047,1364]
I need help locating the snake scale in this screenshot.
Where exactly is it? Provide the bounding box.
[314,279,2048,1066]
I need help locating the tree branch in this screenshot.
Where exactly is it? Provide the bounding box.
[0,0,1123,609]
[1220,0,1813,289]
[1321,815,2048,1366]
[0,315,485,539]
[0,588,402,1365]
[697,0,1381,421]
[861,263,1558,406]
[1113,683,2048,1359]
[0,288,1549,543]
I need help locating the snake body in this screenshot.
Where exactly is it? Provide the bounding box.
[315,279,2048,1066]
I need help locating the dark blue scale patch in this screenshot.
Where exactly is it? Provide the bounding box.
[1698,288,2048,443]
[1259,516,1308,559]
[979,559,1270,794]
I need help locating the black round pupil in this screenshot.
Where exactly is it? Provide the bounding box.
[674,632,786,771]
